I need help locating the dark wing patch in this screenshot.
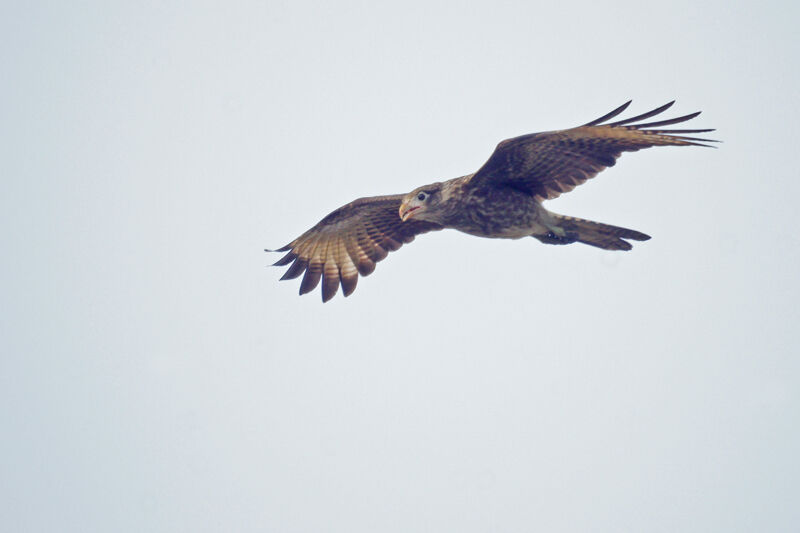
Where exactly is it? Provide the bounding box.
[468,101,717,201]
[267,194,442,302]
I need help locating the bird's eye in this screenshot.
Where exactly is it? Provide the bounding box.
[417,192,427,201]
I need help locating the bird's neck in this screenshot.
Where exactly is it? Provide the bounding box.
[435,175,473,223]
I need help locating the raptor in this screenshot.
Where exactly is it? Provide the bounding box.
[267,101,716,302]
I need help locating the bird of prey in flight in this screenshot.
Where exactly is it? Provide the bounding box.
[267,101,716,302]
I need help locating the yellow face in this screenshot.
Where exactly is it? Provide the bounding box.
[398,188,433,221]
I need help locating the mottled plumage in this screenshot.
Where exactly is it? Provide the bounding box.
[267,101,716,301]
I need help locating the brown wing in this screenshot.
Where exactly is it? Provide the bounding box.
[467,101,717,201]
[267,194,442,302]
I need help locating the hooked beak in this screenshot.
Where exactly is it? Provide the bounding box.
[399,201,420,222]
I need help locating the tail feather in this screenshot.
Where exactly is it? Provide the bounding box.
[543,214,650,251]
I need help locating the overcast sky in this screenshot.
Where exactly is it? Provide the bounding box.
[2,1,799,532]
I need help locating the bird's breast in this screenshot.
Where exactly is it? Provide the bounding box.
[446,187,547,239]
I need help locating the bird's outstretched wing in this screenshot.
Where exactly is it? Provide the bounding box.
[467,101,717,201]
[267,195,442,302]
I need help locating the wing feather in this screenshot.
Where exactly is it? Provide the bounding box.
[582,100,632,126]
[348,233,377,276]
[469,102,717,201]
[605,101,675,126]
[280,257,307,280]
[272,251,296,267]
[299,261,322,295]
[267,194,442,301]
[322,261,340,302]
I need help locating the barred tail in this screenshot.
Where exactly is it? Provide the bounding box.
[547,214,651,251]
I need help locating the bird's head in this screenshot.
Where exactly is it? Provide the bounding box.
[399,183,444,223]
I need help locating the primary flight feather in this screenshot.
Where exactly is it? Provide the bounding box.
[267,101,716,302]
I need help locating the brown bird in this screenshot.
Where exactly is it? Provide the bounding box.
[267,101,716,302]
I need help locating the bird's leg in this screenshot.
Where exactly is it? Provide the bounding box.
[531,213,581,245]
[532,229,578,245]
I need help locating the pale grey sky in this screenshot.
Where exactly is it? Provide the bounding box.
[2,1,799,532]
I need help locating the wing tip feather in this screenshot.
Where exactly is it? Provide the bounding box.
[582,100,633,126]
[265,244,293,253]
